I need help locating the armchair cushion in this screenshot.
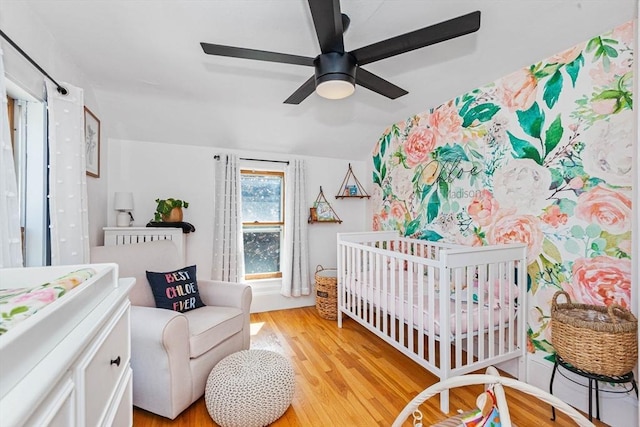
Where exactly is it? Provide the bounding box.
[146,265,205,313]
[184,306,244,358]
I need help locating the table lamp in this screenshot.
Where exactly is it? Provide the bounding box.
[114,192,134,227]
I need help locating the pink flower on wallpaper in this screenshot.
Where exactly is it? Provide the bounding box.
[14,288,58,304]
[575,185,631,234]
[372,214,381,231]
[570,256,631,308]
[612,21,634,45]
[390,201,407,221]
[589,61,631,86]
[497,68,538,112]
[540,205,568,227]
[591,98,618,115]
[428,103,463,145]
[467,190,499,227]
[404,126,436,167]
[568,177,584,190]
[487,211,544,262]
[454,233,483,247]
[548,43,584,65]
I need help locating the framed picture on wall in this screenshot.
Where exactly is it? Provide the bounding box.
[84,106,100,178]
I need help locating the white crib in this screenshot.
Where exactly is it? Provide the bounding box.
[337,231,527,413]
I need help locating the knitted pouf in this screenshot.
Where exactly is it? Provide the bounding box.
[205,349,295,427]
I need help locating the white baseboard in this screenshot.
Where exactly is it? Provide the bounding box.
[249,281,315,313]
[527,353,638,427]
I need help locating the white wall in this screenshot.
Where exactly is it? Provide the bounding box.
[107,138,370,311]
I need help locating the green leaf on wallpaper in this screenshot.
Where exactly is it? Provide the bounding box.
[420,229,443,242]
[469,148,483,159]
[426,191,440,224]
[565,54,583,87]
[544,115,563,157]
[585,223,601,238]
[457,96,475,118]
[508,132,542,165]
[533,338,555,353]
[558,198,576,215]
[461,103,500,127]
[528,262,541,294]
[549,169,564,189]
[585,37,600,53]
[593,89,623,101]
[570,225,584,239]
[373,171,381,186]
[542,238,562,263]
[603,45,618,58]
[543,70,563,109]
[438,180,449,201]
[405,218,422,237]
[591,238,607,253]
[437,144,469,162]
[564,239,580,255]
[373,153,381,171]
[516,102,544,139]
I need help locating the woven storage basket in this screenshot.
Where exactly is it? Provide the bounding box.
[551,290,638,377]
[315,265,337,320]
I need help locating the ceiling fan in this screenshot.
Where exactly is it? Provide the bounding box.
[200,0,480,104]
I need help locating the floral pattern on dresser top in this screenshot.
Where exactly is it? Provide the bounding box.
[0,268,96,335]
[370,21,633,359]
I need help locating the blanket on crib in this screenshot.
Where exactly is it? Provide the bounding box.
[0,268,96,335]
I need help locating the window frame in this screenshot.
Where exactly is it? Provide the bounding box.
[241,169,285,280]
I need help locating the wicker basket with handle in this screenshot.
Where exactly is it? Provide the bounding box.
[315,265,337,320]
[551,290,638,377]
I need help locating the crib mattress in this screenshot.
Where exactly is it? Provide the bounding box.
[343,270,517,338]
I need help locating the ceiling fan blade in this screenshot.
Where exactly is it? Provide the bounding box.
[307,0,345,53]
[355,68,408,99]
[284,76,317,104]
[351,11,481,66]
[200,42,314,66]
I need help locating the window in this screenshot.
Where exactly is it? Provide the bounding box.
[241,170,284,280]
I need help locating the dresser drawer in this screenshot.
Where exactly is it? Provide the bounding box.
[77,304,130,426]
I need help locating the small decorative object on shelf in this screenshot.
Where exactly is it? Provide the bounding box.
[335,163,370,199]
[153,198,189,222]
[309,187,342,224]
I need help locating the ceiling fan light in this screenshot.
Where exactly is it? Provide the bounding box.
[316,79,355,99]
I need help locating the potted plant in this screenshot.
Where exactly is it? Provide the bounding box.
[153,198,189,222]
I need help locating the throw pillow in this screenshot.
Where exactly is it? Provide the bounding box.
[146,265,205,313]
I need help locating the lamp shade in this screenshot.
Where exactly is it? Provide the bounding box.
[114,192,133,211]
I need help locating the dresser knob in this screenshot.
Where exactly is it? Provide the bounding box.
[110,356,121,367]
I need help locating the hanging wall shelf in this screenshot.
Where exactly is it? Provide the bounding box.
[335,163,370,199]
[309,186,342,224]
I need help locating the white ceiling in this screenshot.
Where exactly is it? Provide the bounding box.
[10,1,638,160]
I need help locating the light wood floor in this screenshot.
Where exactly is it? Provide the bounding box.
[133,307,608,426]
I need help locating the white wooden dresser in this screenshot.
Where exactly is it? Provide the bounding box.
[0,264,134,427]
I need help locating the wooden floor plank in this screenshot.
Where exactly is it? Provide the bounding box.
[133,307,609,426]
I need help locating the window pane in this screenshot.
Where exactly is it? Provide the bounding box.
[241,174,282,222]
[243,228,281,274]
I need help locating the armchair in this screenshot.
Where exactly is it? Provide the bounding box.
[90,239,252,419]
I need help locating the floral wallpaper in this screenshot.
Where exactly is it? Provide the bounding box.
[371,21,634,358]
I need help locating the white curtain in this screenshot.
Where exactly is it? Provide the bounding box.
[46,81,90,265]
[281,159,310,296]
[0,48,23,268]
[212,153,245,282]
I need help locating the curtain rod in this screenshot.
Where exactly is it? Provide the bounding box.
[214,155,289,165]
[0,28,68,95]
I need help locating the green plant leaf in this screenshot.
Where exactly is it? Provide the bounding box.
[543,70,563,109]
[544,115,563,157]
[404,218,422,236]
[516,102,544,139]
[508,132,542,165]
[565,54,583,87]
[542,238,562,263]
[436,144,470,162]
[461,103,500,127]
[420,230,443,241]
[426,191,440,223]
[570,225,584,239]
[564,239,581,255]
[585,223,601,238]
